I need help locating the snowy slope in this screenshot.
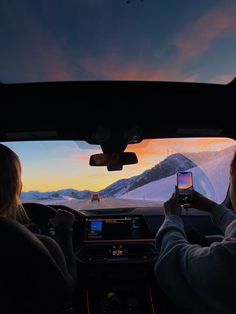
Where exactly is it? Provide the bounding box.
[121,150,234,203]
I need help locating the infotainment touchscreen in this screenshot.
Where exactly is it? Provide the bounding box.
[85,216,150,240]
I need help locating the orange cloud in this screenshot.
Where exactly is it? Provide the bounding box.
[127,138,235,164]
[174,4,236,61]
[81,54,167,80]
[80,4,236,83]
[72,155,89,163]
[80,53,197,82]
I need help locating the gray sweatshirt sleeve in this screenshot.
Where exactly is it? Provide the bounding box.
[211,204,236,236]
[155,214,236,314]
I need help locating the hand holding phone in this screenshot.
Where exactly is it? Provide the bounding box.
[177,171,193,206]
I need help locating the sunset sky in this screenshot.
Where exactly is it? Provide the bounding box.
[4,138,235,192]
[2,2,236,191]
[1,0,236,83]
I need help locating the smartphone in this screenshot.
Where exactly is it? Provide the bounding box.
[177,171,193,204]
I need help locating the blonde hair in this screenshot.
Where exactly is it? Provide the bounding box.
[0,144,28,220]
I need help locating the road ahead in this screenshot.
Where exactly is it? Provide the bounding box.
[24,197,163,211]
[23,197,208,215]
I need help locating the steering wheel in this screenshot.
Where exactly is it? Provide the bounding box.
[22,203,57,236]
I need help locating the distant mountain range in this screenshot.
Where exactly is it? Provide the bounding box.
[21,153,197,201]
[21,189,92,201]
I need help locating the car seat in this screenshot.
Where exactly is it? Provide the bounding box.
[0,218,74,314]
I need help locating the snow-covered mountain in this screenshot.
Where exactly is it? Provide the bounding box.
[21,188,92,201]
[121,167,212,202]
[100,153,196,197]
[121,147,235,203]
[183,144,236,166]
[99,176,138,198]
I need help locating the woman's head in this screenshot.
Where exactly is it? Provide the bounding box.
[0,144,23,219]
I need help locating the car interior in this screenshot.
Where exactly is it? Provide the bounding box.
[1,79,236,314]
[1,1,236,313]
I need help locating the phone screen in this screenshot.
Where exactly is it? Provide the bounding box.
[177,172,193,194]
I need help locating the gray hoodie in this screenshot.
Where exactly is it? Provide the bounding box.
[155,205,236,314]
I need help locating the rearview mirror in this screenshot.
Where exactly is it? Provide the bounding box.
[89,152,138,170]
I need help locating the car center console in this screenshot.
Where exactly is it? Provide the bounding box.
[74,212,179,314]
[75,214,159,314]
[76,215,157,264]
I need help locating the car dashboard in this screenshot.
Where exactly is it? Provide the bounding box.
[50,204,224,265]
[77,213,157,264]
[23,202,225,314]
[75,206,224,313]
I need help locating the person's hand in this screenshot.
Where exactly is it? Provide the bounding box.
[50,209,75,227]
[164,188,182,215]
[187,190,217,212]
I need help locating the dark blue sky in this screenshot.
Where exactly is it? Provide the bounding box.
[1,0,236,83]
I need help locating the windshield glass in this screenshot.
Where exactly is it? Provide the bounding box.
[2,138,235,211]
[1,1,236,84]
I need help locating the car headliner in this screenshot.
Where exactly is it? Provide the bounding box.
[0,79,235,145]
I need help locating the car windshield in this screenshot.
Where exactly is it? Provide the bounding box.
[1,1,236,84]
[2,138,235,211]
